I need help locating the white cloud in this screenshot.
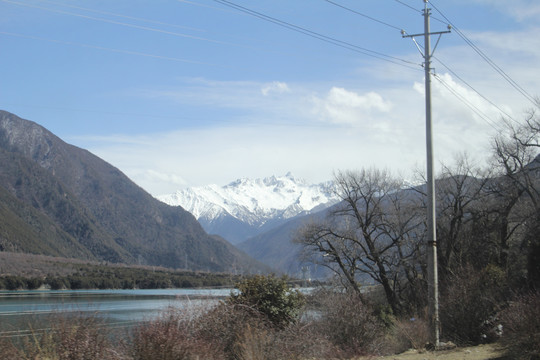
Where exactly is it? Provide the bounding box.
[261,81,291,96]
[470,0,540,21]
[143,170,188,187]
[312,87,393,125]
[138,78,268,109]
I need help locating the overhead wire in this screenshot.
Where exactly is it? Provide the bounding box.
[211,0,422,71]
[429,0,537,107]
[1,0,237,47]
[432,55,517,123]
[178,0,240,13]
[391,0,518,135]
[31,0,205,32]
[393,0,521,124]
[323,0,496,133]
[0,31,222,67]
[4,0,522,134]
[3,0,422,72]
[3,0,309,62]
[432,73,503,132]
[4,0,425,73]
[389,0,457,35]
[392,0,421,14]
[211,0,507,134]
[323,0,402,31]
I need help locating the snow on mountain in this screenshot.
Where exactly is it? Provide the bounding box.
[157,173,339,240]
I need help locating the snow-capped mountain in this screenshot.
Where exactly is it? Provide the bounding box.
[157,173,339,244]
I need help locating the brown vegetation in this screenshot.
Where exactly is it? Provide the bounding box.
[0,283,538,359]
[499,292,540,359]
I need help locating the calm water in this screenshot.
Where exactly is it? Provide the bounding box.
[0,288,231,339]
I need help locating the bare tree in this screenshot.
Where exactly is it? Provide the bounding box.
[295,168,425,315]
[435,155,492,276]
[491,103,540,285]
[493,107,540,207]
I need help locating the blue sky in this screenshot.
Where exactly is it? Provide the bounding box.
[1,0,539,195]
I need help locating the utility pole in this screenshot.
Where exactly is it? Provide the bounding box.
[402,0,450,348]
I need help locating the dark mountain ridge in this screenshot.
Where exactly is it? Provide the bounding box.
[0,110,261,273]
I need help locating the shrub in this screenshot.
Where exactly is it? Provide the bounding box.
[25,277,43,290]
[196,302,268,359]
[4,276,25,290]
[311,290,386,357]
[267,321,339,360]
[500,292,540,360]
[440,264,508,344]
[0,338,20,359]
[48,276,68,290]
[197,301,336,360]
[234,324,275,360]
[228,275,305,328]
[131,307,223,360]
[20,312,117,360]
[389,317,430,353]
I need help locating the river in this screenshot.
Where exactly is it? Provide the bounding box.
[0,288,231,339]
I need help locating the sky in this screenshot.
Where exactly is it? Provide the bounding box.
[1,0,539,196]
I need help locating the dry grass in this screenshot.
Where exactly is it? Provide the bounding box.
[354,344,505,360]
[130,307,223,360]
[4,312,122,360]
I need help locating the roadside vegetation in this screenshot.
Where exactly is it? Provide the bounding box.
[0,274,538,359]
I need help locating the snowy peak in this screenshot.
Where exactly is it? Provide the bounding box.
[157,174,339,228]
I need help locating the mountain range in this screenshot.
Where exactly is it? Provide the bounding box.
[157,173,339,245]
[0,110,262,273]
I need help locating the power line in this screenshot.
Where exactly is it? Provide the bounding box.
[3,0,422,72]
[429,0,537,106]
[1,0,234,47]
[433,73,503,132]
[432,55,517,123]
[392,0,421,14]
[0,31,221,66]
[32,0,206,32]
[397,0,520,124]
[400,0,528,124]
[390,0,454,29]
[211,0,422,71]
[3,0,296,59]
[323,0,402,31]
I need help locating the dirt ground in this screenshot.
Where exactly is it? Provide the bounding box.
[356,344,505,360]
